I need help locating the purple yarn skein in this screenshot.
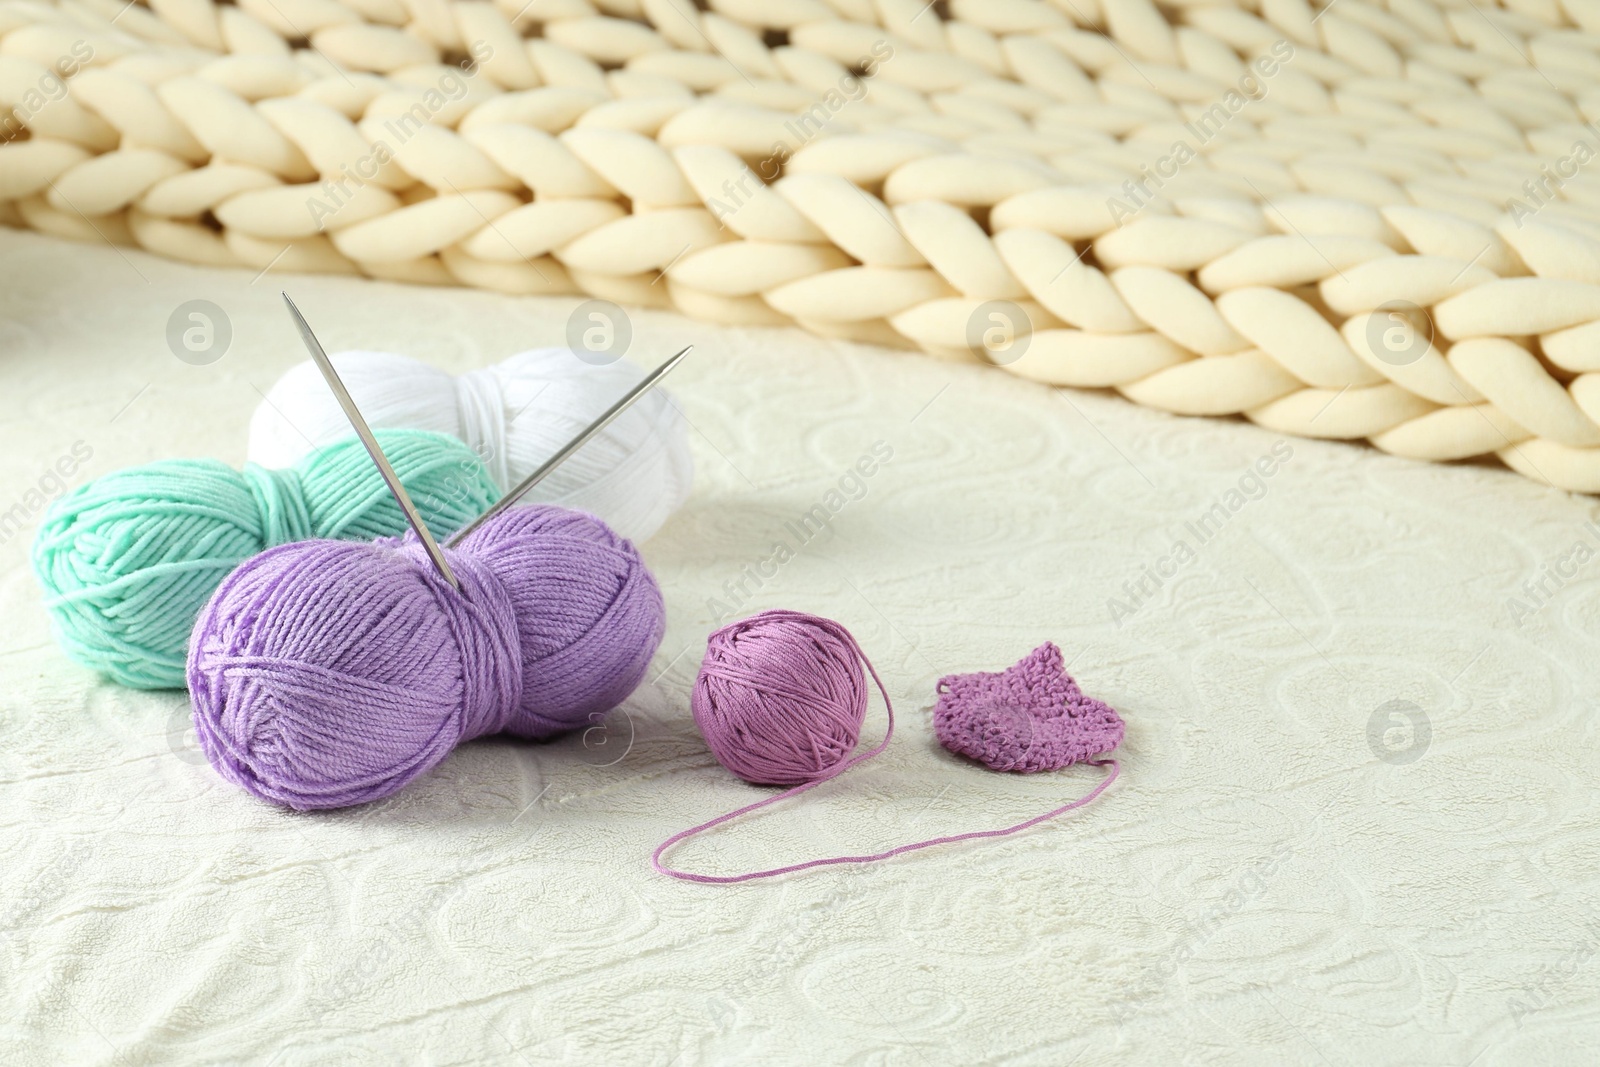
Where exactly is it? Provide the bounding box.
[187,505,664,810]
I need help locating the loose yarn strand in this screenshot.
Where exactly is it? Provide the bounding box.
[652,615,1120,884]
[651,760,1120,885]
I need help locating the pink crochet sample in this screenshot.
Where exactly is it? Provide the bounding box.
[933,642,1124,773]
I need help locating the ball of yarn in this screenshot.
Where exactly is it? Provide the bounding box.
[692,610,875,787]
[188,505,665,809]
[248,348,694,543]
[33,430,497,690]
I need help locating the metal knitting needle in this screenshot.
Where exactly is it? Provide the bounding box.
[281,292,461,590]
[446,344,693,547]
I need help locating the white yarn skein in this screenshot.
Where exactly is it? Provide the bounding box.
[248,349,694,543]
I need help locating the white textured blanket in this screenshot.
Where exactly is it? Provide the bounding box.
[1,228,1596,1065]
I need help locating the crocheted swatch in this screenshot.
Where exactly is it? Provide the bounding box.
[933,643,1124,773]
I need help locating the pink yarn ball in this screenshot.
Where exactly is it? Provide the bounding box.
[691,610,869,786]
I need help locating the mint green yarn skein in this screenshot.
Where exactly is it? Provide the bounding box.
[33,429,499,690]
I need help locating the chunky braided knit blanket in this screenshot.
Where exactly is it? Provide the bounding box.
[8,0,1600,490]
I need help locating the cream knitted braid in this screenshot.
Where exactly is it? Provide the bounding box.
[10,0,1600,490]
